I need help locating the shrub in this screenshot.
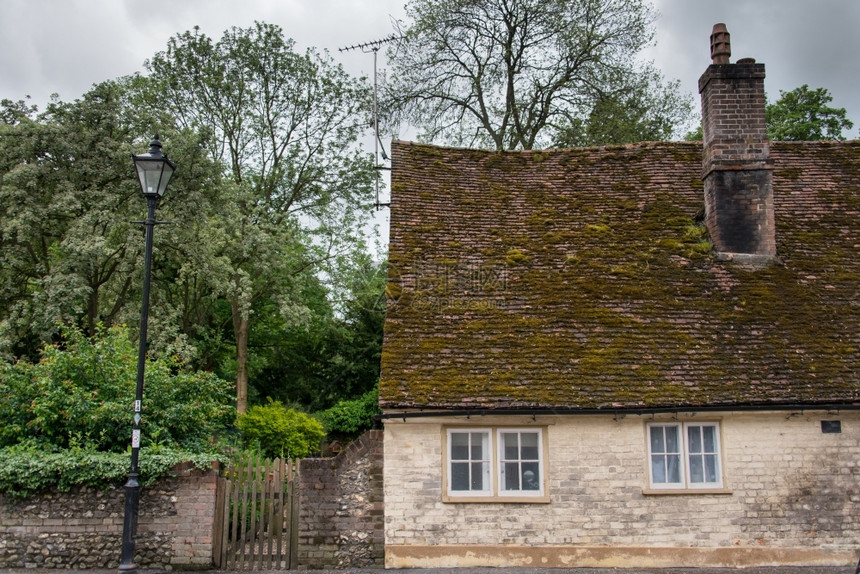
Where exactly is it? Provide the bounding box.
[0,444,224,499]
[0,325,234,453]
[317,388,380,439]
[235,400,324,459]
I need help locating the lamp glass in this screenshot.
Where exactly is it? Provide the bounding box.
[134,158,174,198]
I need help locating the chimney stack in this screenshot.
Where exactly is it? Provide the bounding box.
[698,24,775,258]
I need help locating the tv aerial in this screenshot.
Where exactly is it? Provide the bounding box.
[339,34,399,209]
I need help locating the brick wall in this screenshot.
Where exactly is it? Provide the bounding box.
[383,412,859,568]
[297,429,384,569]
[699,62,769,171]
[699,59,776,257]
[0,462,219,569]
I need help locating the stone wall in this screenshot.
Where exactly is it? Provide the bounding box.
[383,412,859,569]
[0,462,219,569]
[298,429,384,569]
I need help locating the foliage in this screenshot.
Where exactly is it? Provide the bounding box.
[0,24,382,421]
[384,0,683,150]
[317,388,380,439]
[0,84,220,361]
[0,325,234,452]
[766,85,854,141]
[0,86,141,357]
[0,444,223,499]
[684,125,703,141]
[681,84,854,143]
[235,400,325,459]
[553,68,694,147]
[143,22,377,412]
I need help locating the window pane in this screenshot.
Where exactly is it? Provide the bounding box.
[503,462,519,490]
[451,462,470,490]
[451,433,469,460]
[651,455,666,483]
[471,434,486,460]
[667,454,682,483]
[689,454,704,483]
[502,433,519,460]
[650,427,665,453]
[521,433,539,460]
[665,426,680,453]
[471,462,486,490]
[688,426,702,454]
[703,426,717,453]
[705,454,718,483]
[521,462,540,490]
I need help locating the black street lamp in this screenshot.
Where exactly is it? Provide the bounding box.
[119,134,175,573]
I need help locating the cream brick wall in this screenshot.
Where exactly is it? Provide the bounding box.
[383,411,859,565]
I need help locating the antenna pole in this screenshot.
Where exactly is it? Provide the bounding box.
[339,35,399,209]
[374,47,379,202]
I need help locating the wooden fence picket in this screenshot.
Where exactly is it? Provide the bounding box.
[213,454,296,570]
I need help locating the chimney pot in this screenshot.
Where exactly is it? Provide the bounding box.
[710,23,731,64]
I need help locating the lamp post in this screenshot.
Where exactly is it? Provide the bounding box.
[119,134,175,573]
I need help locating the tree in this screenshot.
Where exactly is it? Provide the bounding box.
[553,67,693,147]
[143,23,376,412]
[766,85,854,141]
[250,257,386,412]
[384,0,675,150]
[0,83,221,361]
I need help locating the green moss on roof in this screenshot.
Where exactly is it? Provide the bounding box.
[381,140,860,411]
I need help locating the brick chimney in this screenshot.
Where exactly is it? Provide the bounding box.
[698,23,776,258]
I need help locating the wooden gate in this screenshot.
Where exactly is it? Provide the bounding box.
[213,454,297,570]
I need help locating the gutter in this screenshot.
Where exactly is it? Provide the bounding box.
[374,402,860,422]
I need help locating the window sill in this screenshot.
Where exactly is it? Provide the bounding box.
[443,494,551,504]
[642,488,732,496]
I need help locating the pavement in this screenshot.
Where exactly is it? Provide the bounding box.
[2,567,858,574]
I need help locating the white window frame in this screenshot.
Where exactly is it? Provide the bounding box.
[444,426,548,502]
[446,428,493,497]
[497,428,545,498]
[646,421,724,491]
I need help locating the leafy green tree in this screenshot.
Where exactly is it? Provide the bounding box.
[323,258,386,401]
[249,257,386,412]
[235,400,325,459]
[143,23,376,412]
[766,85,854,141]
[0,83,220,361]
[684,125,703,142]
[317,388,380,440]
[0,325,234,453]
[553,68,693,147]
[384,0,685,150]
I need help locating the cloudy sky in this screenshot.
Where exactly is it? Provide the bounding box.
[1,0,858,233]
[2,0,858,127]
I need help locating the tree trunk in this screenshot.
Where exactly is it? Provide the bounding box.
[232,300,250,414]
[87,286,99,337]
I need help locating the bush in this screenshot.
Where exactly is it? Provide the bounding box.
[0,325,235,453]
[317,388,380,439]
[0,445,224,499]
[235,400,325,459]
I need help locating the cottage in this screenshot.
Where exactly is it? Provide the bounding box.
[378,25,860,568]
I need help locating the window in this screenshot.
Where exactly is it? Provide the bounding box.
[449,430,491,495]
[647,422,723,490]
[445,427,547,501]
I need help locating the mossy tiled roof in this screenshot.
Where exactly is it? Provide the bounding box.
[380,140,860,411]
